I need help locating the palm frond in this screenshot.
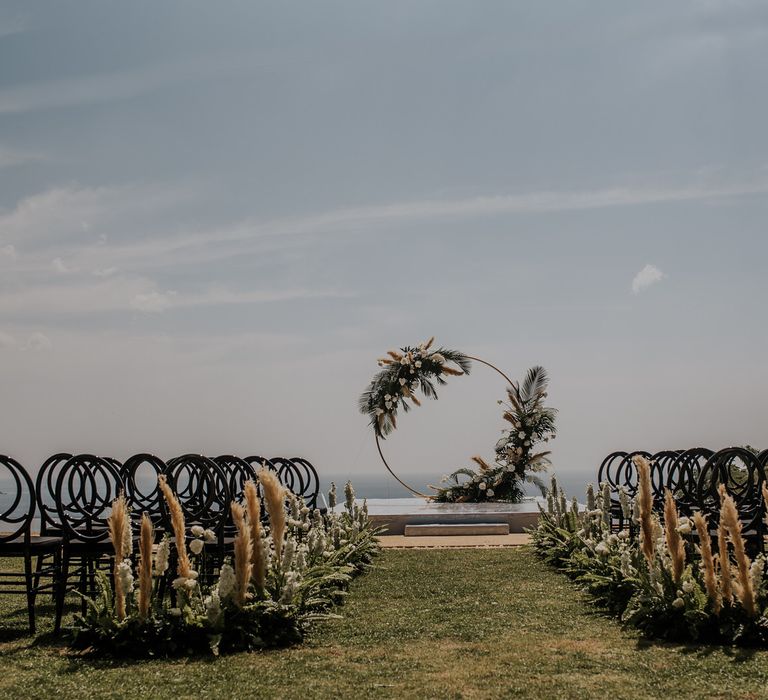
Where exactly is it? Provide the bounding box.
[520,365,549,403]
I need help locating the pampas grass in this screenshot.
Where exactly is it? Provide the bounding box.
[693,511,721,614]
[138,513,153,619]
[108,493,129,621]
[663,490,686,583]
[244,480,266,592]
[717,518,734,604]
[720,486,756,616]
[231,502,252,608]
[158,475,192,578]
[634,455,655,566]
[259,467,287,561]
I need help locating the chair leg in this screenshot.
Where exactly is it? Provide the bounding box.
[24,552,36,634]
[55,549,70,634]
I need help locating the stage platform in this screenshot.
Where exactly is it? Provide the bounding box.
[358,497,544,535]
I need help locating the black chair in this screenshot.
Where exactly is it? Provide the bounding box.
[0,456,62,633]
[54,454,124,630]
[121,453,168,529]
[288,457,320,509]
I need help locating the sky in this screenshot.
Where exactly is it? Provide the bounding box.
[1,1,767,494]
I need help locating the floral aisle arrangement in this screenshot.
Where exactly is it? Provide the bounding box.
[68,473,381,657]
[531,458,768,646]
[358,337,472,437]
[432,366,556,503]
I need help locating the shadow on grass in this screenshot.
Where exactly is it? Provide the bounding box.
[634,637,759,662]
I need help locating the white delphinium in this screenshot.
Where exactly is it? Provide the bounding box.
[154,535,170,575]
[203,529,216,544]
[672,597,685,609]
[620,549,634,577]
[309,527,326,559]
[190,525,205,537]
[117,559,134,594]
[282,536,296,571]
[601,483,612,528]
[289,494,301,521]
[677,517,692,536]
[586,483,595,511]
[682,580,694,593]
[189,538,204,556]
[294,544,307,572]
[344,481,355,513]
[217,563,236,599]
[205,589,223,627]
[280,571,301,604]
[547,494,554,514]
[618,486,631,521]
[328,483,337,510]
[751,556,765,593]
[595,541,609,557]
[122,512,133,557]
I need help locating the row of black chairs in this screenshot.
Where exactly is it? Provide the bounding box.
[597,447,768,552]
[0,452,320,633]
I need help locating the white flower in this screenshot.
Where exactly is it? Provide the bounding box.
[169,607,182,617]
[190,525,205,537]
[384,394,391,401]
[187,569,199,579]
[486,489,495,498]
[677,522,692,535]
[479,482,487,490]
[185,578,197,591]
[154,536,170,575]
[172,576,187,590]
[205,590,222,626]
[189,538,204,555]
[375,407,384,416]
[203,529,216,543]
[218,563,235,598]
[518,432,526,439]
[415,361,422,368]
[682,581,694,593]
[672,597,685,609]
[607,534,618,546]
[385,401,393,410]
[117,559,134,594]
[431,353,445,364]
[399,378,407,386]
[595,542,609,556]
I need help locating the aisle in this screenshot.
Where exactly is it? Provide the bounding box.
[5,549,768,699]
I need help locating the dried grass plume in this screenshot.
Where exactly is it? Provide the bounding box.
[634,455,655,565]
[693,511,721,614]
[231,501,253,608]
[720,486,756,616]
[244,480,266,592]
[158,475,192,578]
[138,513,154,619]
[259,467,287,561]
[663,490,686,583]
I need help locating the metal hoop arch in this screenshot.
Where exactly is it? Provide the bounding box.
[374,354,515,498]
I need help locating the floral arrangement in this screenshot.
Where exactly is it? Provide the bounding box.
[68,473,381,657]
[432,366,556,503]
[358,337,471,437]
[531,458,768,646]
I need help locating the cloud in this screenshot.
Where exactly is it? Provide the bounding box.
[93,267,118,277]
[0,244,16,261]
[52,257,74,273]
[0,52,259,115]
[632,264,666,294]
[24,332,51,351]
[0,15,26,38]
[130,290,178,313]
[0,146,42,168]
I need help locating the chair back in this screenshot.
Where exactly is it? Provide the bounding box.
[0,456,35,544]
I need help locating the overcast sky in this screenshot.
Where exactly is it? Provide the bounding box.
[1,2,767,491]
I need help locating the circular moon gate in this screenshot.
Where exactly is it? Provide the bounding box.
[374,355,515,498]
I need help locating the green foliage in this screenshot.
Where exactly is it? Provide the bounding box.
[68,483,382,658]
[432,365,556,504]
[359,340,471,437]
[530,477,768,647]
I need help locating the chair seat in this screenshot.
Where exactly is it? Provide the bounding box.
[0,536,63,554]
[65,539,115,553]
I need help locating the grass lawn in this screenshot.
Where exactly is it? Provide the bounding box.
[3,548,768,699]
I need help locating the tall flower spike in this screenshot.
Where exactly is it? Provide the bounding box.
[634,456,655,566]
[231,502,252,608]
[108,493,129,621]
[138,513,154,620]
[693,511,721,614]
[158,475,192,578]
[717,520,733,604]
[244,480,266,592]
[259,467,287,561]
[663,490,685,583]
[720,488,756,616]
[424,336,434,350]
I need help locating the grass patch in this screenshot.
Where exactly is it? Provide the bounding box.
[3,549,768,699]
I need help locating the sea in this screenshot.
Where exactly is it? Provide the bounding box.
[0,469,595,532]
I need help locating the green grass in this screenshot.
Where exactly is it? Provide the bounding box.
[3,548,768,699]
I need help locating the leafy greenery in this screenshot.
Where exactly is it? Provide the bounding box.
[358,337,471,437]
[531,475,768,646]
[68,482,381,657]
[6,549,768,699]
[433,366,556,503]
